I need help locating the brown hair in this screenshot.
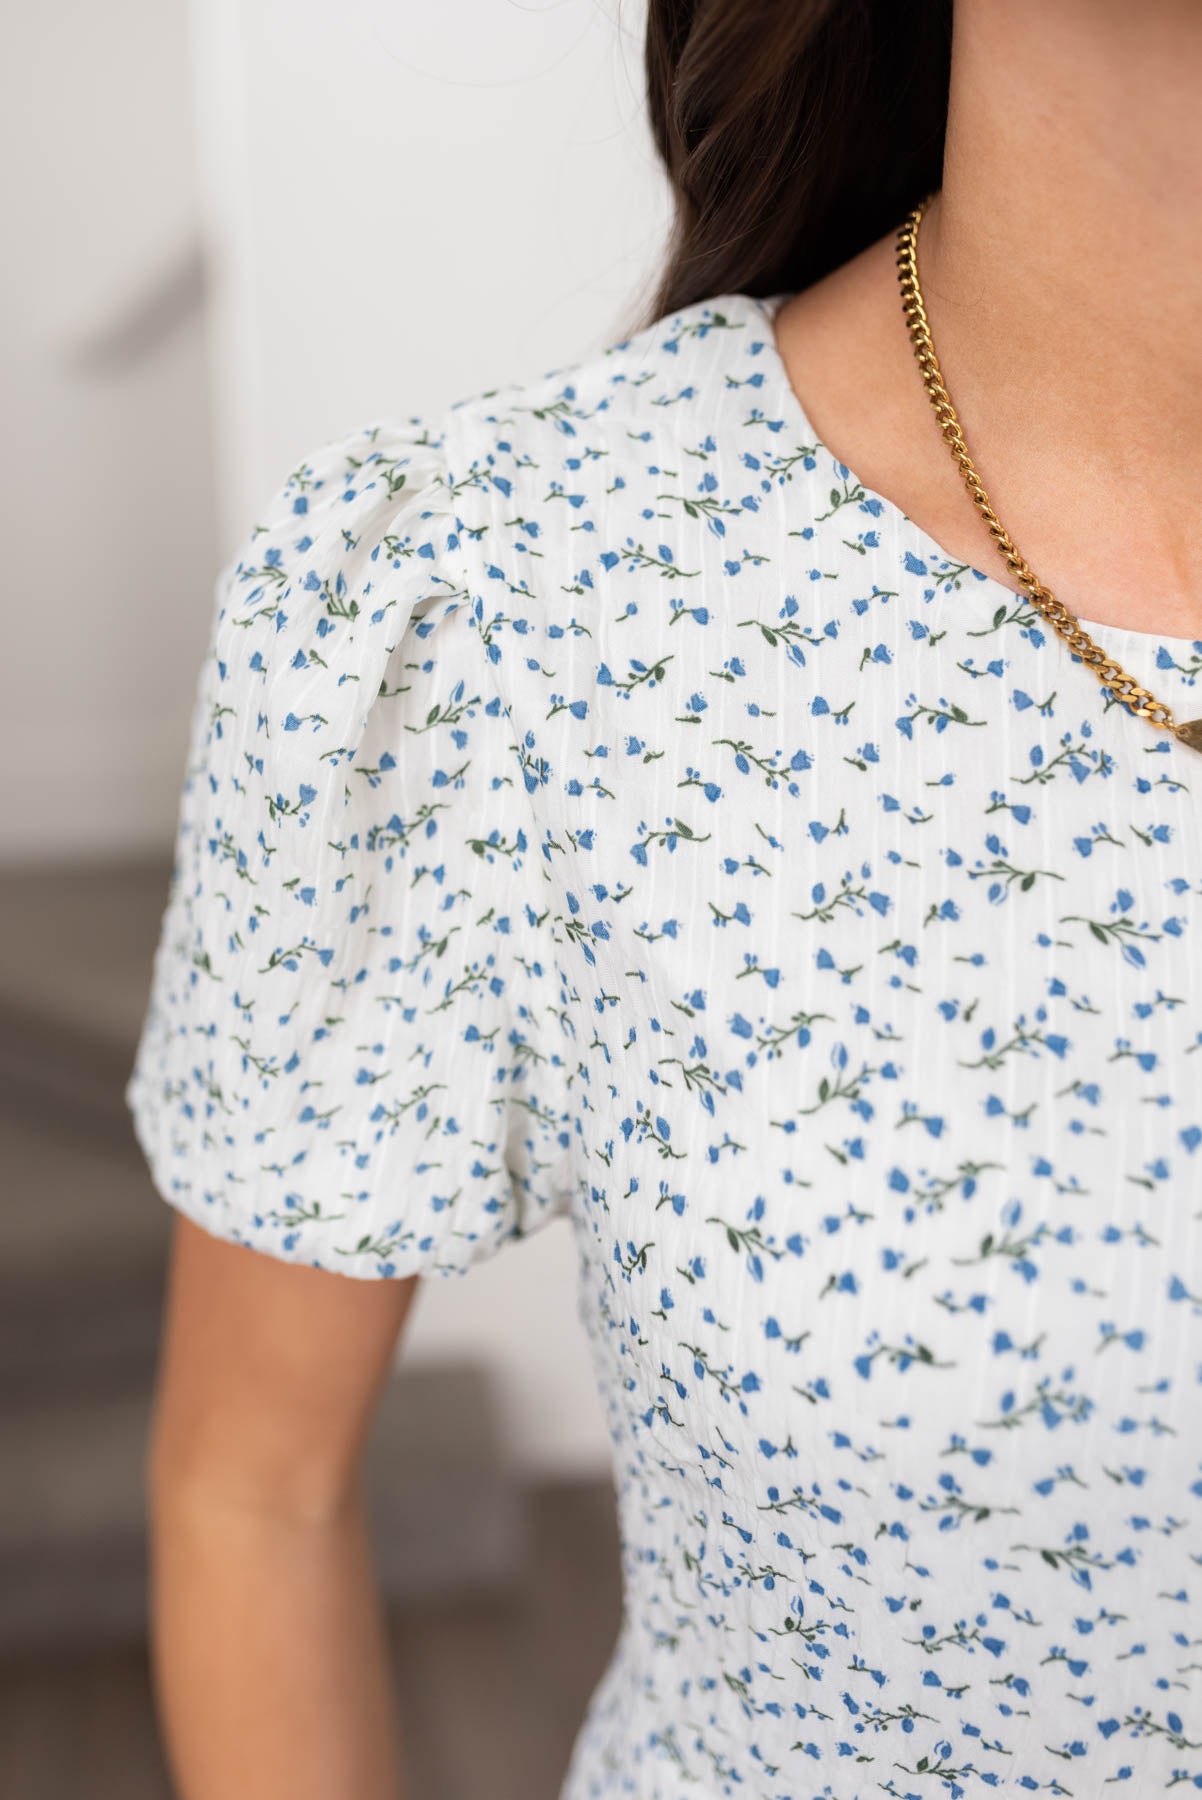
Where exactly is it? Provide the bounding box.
[634,0,952,332]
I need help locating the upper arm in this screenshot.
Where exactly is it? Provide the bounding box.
[149,1215,419,1518]
[130,414,573,1505]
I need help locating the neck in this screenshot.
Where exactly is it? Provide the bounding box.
[920,0,1202,621]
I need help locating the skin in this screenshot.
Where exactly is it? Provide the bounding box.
[774,0,1202,641]
[148,1219,417,1799]
[148,4,1202,1795]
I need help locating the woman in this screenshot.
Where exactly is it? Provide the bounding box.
[127,0,1202,1794]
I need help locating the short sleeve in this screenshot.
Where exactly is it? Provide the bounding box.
[125,416,575,1279]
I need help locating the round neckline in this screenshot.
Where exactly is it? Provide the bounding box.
[742,289,1202,653]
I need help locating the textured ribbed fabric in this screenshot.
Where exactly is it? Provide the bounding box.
[128,290,1202,1796]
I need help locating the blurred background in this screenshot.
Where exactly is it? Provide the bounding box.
[0,2,670,1792]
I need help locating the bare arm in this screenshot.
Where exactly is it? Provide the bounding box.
[146,1214,420,1800]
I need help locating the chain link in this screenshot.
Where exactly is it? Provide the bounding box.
[895,194,1193,745]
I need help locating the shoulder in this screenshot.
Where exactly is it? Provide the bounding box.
[225,415,458,623]
[232,291,774,583]
[213,289,791,738]
[440,291,772,505]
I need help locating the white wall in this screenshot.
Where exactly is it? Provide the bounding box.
[187,0,673,1478]
[0,0,217,862]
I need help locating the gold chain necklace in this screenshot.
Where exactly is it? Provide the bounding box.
[895,192,1202,754]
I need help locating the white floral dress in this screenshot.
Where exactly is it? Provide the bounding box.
[127,290,1202,1797]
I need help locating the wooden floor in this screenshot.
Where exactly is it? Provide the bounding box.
[0,1480,622,1800]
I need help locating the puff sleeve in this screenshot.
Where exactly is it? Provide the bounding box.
[125,416,574,1279]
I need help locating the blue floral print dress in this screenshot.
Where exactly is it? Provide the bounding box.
[127,290,1202,1798]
